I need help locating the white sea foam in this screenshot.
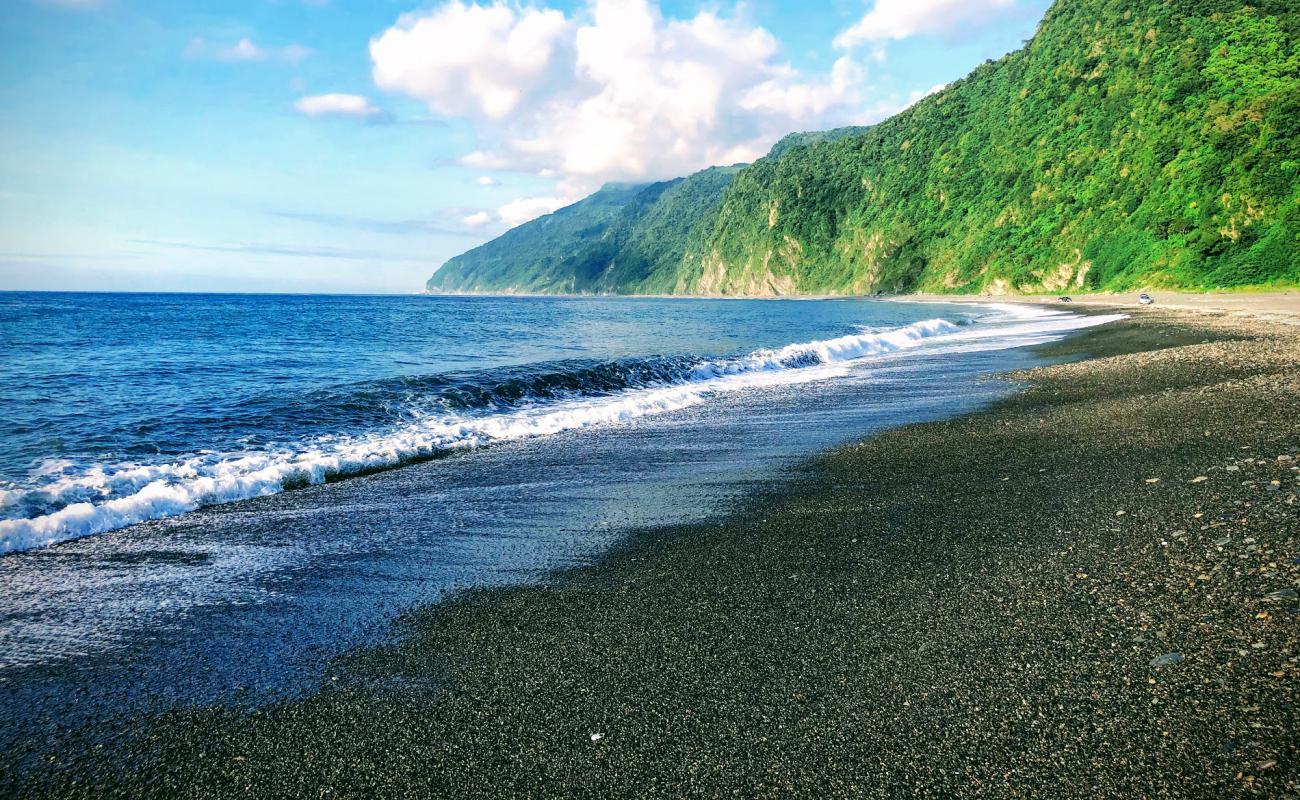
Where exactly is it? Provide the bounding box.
[0,308,1119,554]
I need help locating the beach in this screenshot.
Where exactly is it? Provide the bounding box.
[906,290,1300,326]
[6,300,1298,798]
[6,0,1299,792]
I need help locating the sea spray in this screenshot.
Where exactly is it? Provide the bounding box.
[0,308,1120,554]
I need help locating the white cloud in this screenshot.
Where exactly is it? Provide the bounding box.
[497,195,571,228]
[918,82,948,100]
[370,0,870,215]
[221,38,264,61]
[185,37,312,63]
[475,176,500,186]
[293,93,383,118]
[370,2,570,120]
[740,56,865,119]
[850,82,950,127]
[834,0,1017,47]
[461,211,494,226]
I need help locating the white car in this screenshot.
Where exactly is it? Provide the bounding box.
[1138,293,1154,305]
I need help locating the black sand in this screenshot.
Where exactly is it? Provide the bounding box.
[6,310,1298,798]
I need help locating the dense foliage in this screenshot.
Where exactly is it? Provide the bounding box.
[430,0,1300,296]
[426,183,645,294]
[427,167,743,294]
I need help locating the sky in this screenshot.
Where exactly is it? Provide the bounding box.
[0,0,1053,294]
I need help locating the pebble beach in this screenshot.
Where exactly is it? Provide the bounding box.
[6,302,1297,799]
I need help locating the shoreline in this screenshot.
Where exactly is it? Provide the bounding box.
[902,291,1300,327]
[418,289,1300,320]
[0,300,1055,557]
[7,307,1298,797]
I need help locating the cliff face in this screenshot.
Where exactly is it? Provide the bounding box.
[430,0,1300,296]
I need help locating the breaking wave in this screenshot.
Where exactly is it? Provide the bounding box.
[0,308,1116,555]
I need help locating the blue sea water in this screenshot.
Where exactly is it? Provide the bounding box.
[0,292,1115,554]
[1,293,934,546]
[0,292,1118,744]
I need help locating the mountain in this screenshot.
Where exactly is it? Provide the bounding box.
[426,166,744,294]
[764,126,873,159]
[428,0,1300,296]
[425,183,646,294]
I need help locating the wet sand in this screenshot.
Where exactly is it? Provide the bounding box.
[6,308,1298,798]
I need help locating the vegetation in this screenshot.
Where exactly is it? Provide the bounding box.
[429,0,1300,296]
[426,183,646,294]
[427,167,744,294]
[764,126,874,159]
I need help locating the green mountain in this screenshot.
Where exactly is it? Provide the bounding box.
[426,166,744,294]
[428,0,1300,296]
[764,126,873,159]
[426,183,646,294]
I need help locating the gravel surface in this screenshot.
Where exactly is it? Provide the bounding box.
[5,310,1297,799]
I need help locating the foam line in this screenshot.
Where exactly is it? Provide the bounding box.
[0,309,1118,554]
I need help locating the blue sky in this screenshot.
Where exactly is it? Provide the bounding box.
[0,0,1052,294]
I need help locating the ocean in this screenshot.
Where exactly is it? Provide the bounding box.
[0,293,1118,742]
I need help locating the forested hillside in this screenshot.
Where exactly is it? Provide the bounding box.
[427,167,743,294]
[429,0,1300,296]
[426,183,645,294]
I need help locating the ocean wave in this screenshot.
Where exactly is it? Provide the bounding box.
[0,311,1110,555]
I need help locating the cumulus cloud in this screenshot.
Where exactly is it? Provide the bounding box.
[497,195,571,228]
[455,195,579,230]
[293,93,383,118]
[475,176,500,186]
[371,0,872,225]
[740,56,865,119]
[918,82,949,100]
[461,211,494,226]
[371,2,570,119]
[834,0,1017,47]
[848,82,951,129]
[185,37,312,63]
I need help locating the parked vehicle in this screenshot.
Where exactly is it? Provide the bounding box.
[1138,293,1155,305]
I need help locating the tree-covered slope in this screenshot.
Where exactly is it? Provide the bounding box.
[554,165,745,294]
[428,0,1300,296]
[688,0,1299,295]
[426,166,743,294]
[425,183,647,294]
[764,126,873,159]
